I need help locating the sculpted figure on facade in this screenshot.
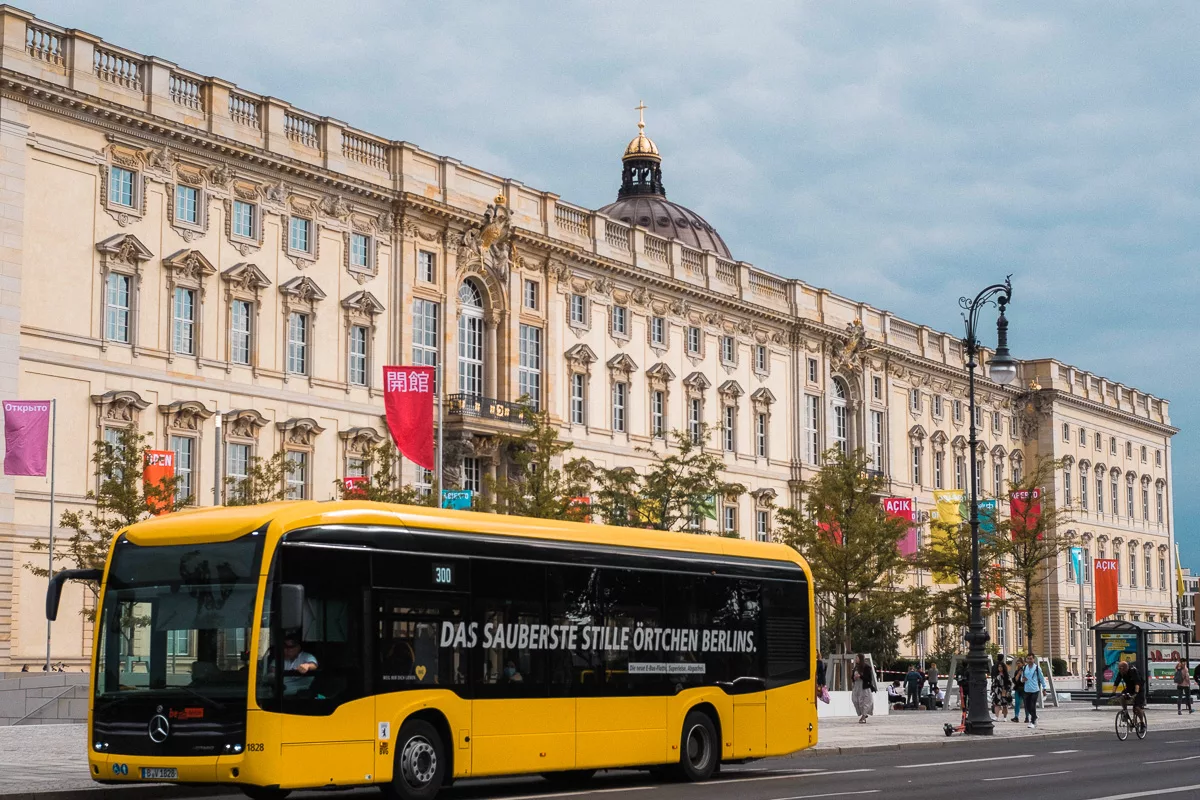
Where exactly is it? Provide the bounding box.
[460,195,514,282]
[831,318,877,374]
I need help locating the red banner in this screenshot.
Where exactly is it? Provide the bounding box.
[883,497,917,557]
[1095,558,1119,621]
[143,450,175,516]
[1010,487,1043,539]
[383,366,435,470]
[570,496,592,523]
[818,520,842,546]
[343,476,368,498]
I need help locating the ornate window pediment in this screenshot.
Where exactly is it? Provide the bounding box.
[951,435,968,453]
[279,276,327,305]
[97,233,154,268]
[930,430,948,452]
[277,417,326,448]
[565,343,598,374]
[683,372,711,398]
[751,387,775,413]
[751,487,777,506]
[340,427,385,456]
[159,400,215,432]
[607,353,638,378]
[717,379,742,401]
[223,409,268,440]
[222,263,271,297]
[92,390,150,425]
[647,363,677,391]
[163,249,217,292]
[908,424,927,444]
[341,290,385,318]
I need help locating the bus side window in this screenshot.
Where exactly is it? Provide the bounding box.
[548,565,601,697]
[472,560,546,698]
[761,580,809,683]
[598,570,667,696]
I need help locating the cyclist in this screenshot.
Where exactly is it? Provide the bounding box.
[1114,659,1146,731]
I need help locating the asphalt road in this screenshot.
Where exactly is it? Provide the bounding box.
[189,730,1200,800]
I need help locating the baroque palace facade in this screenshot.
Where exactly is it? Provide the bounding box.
[0,8,1179,672]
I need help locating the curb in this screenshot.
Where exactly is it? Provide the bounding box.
[0,786,241,800]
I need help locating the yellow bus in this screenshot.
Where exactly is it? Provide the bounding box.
[47,500,816,799]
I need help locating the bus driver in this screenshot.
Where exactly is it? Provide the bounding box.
[271,633,318,695]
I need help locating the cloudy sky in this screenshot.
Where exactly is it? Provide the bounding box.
[26,2,1200,563]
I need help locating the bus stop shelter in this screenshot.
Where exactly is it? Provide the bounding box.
[1090,619,1192,707]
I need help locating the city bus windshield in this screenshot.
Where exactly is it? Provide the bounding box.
[94,531,265,707]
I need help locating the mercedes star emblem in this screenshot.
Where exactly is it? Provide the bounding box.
[148,714,170,743]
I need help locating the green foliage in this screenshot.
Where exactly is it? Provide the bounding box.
[1051,657,1068,677]
[909,511,1006,635]
[483,406,590,521]
[332,440,438,507]
[224,449,290,506]
[820,611,900,668]
[776,447,913,654]
[27,427,188,607]
[994,456,1073,651]
[589,425,744,533]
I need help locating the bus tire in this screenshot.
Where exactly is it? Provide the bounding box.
[384,719,445,800]
[676,710,718,782]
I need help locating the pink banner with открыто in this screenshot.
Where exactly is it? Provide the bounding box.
[2,400,51,477]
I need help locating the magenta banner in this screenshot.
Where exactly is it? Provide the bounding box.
[3,400,51,476]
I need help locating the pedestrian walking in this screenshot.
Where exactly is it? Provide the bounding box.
[1011,658,1025,722]
[852,653,877,723]
[1020,654,1047,729]
[1174,659,1193,715]
[904,663,922,709]
[991,660,1012,720]
[815,651,827,706]
[927,661,940,702]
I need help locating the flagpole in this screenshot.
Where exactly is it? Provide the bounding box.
[435,302,444,505]
[44,398,56,673]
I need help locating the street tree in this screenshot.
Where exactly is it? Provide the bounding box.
[909,505,1007,636]
[776,447,912,655]
[995,456,1073,652]
[333,440,438,507]
[27,427,187,607]
[225,450,290,506]
[590,424,744,533]
[483,407,591,521]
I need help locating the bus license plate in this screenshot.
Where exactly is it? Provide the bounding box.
[140,767,177,780]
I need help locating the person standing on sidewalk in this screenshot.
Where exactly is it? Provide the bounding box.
[1020,654,1047,729]
[1174,659,1194,715]
[991,660,1012,721]
[816,651,827,706]
[1011,658,1025,722]
[904,664,922,709]
[852,653,877,723]
[927,662,940,706]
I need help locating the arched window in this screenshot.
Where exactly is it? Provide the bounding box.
[457,280,485,397]
[831,379,848,455]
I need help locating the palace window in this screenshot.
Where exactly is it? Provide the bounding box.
[1126,441,1133,459]
[755,344,768,373]
[225,442,250,502]
[1157,483,1165,523]
[612,381,627,433]
[229,299,252,365]
[286,312,309,375]
[1141,445,1147,463]
[569,294,587,326]
[458,282,484,397]
[869,410,884,472]
[933,395,943,417]
[348,325,368,386]
[912,445,922,486]
[831,380,849,455]
[1156,449,1162,467]
[1145,552,1152,589]
[611,305,629,337]
[523,279,538,310]
[721,336,736,365]
[993,411,1002,432]
[412,299,440,387]
[1141,483,1150,520]
[175,184,199,225]
[994,462,1003,497]
[651,390,665,437]
[172,287,196,356]
[954,400,963,423]
[105,272,131,343]
[285,450,309,500]
[934,450,944,489]
[873,376,882,400]
[232,200,256,239]
[723,405,736,452]
[688,397,702,444]
[1079,426,1086,445]
[1129,547,1137,587]
[650,316,666,346]
[169,434,194,504]
[570,373,586,426]
[1110,436,1117,455]
[418,250,436,283]
[1094,432,1101,451]
[1062,422,1070,442]
[289,216,312,254]
[723,504,737,535]
[756,412,768,458]
[1160,556,1167,591]
[1064,464,1073,506]
[955,455,965,490]
[1112,473,1120,516]
[808,358,818,383]
[687,326,702,355]
[518,324,542,410]
[756,510,770,542]
[910,388,920,412]
[1079,466,1088,511]
[1084,547,1092,583]
[1096,473,1104,513]
[804,395,820,465]
[973,406,983,428]
[1127,477,1135,518]
[349,233,372,269]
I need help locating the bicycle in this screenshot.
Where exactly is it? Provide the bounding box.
[1115,695,1147,741]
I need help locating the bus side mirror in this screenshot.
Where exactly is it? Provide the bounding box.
[279,583,305,631]
[46,569,103,621]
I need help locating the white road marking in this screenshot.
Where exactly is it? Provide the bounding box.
[1164,739,1198,744]
[1081,786,1200,800]
[773,792,880,800]
[983,770,1071,782]
[1051,749,1080,754]
[710,768,876,785]
[1144,755,1200,765]
[500,787,655,800]
[896,754,1034,769]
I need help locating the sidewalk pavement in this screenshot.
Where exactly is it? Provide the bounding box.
[1,703,1197,799]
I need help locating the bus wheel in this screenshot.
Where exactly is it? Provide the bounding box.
[676,710,717,782]
[384,719,445,800]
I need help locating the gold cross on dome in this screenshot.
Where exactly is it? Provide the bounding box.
[635,100,647,131]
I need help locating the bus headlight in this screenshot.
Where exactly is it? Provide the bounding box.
[233,744,243,754]
[93,742,108,752]
[223,743,245,754]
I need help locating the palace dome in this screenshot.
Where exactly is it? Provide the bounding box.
[596,105,732,259]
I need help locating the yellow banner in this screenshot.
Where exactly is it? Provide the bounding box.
[930,490,966,585]
[933,490,965,525]
[1177,545,1186,598]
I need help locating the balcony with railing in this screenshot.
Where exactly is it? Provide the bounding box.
[445,394,535,426]
[284,111,319,149]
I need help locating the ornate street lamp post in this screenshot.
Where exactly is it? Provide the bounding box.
[960,276,1017,735]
